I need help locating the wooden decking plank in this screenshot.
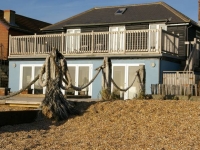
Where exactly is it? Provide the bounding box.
[8,103,40,108]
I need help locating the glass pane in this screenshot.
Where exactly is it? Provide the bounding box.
[34,66,43,94]
[66,66,76,95]
[110,27,125,51]
[128,66,141,99]
[113,66,125,99]
[66,29,80,52]
[22,67,32,89]
[78,66,89,96]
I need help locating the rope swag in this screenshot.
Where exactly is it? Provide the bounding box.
[0,48,142,121]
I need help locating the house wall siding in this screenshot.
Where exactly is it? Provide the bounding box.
[160,59,181,83]
[81,26,108,32]
[126,24,149,30]
[9,58,181,98]
[9,59,103,99]
[81,24,149,32]
[167,25,186,57]
[9,60,45,93]
[188,26,196,41]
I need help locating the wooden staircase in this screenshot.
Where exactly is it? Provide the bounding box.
[184,38,200,73]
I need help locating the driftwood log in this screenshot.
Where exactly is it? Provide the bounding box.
[38,48,76,121]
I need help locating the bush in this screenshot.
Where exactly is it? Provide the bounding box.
[100,88,120,101]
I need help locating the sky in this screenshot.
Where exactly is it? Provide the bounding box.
[1,0,199,24]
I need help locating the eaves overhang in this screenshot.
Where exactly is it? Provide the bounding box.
[41,28,65,33]
[63,19,170,28]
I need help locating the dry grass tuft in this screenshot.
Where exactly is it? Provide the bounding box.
[1,99,200,149]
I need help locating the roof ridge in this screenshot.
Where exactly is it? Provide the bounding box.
[159,1,190,22]
[94,1,162,9]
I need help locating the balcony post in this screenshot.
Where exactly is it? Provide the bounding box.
[91,31,94,54]
[124,30,126,54]
[61,32,64,54]
[9,35,11,56]
[159,28,162,53]
[34,33,36,55]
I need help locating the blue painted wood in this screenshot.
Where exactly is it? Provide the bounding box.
[9,58,181,98]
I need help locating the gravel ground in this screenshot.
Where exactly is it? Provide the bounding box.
[1,99,200,150]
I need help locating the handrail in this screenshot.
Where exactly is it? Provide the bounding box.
[184,38,199,71]
[9,29,179,56]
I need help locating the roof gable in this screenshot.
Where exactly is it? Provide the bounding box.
[42,1,194,31]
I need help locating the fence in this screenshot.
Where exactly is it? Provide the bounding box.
[157,71,200,96]
[151,84,198,96]
[162,71,200,85]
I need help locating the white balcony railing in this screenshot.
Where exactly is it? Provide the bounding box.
[9,29,179,56]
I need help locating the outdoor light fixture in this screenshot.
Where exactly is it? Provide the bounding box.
[13,63,16,68]
[151,62,156,67]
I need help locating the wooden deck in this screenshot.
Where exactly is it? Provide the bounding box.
[0,94,98,108]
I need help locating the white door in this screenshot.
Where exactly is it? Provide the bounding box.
[34,66,44,94]
[20,65,45,94]
[112,64,142,100]
[67,64,92,96]
[149,24,167,51]
[66,29,81,53]
[109,26,125,52]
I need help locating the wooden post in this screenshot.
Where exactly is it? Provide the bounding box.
[102,57,108,88]
[102,57,111,95]
[180,85,182,96]
[8,35,11,56]
[137,65,145,92]
[195,84,197,96]
[151,84,154,95]
[61,32,64,54]
[162,84,165,95]
[154,84,157,95]
[124,30,126,54]
[158,84,161,95]
[34,33,37,55]
[108,58,111,91]
[91,31,94,54]
[159,28,162,53]
[191,84,193,96]
[165,84,168,95]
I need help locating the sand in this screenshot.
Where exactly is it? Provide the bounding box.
[0,99,200,149]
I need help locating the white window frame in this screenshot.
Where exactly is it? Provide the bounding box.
[109,26,125,52]
[20,64,44,94]
[112,63,145,100]
[67,64,93,96]
[149,24,167,51]
[66,29,81,53]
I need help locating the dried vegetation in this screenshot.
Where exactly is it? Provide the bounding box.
[1,99,200,149]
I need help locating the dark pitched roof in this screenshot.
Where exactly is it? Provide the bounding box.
[42,1,196,31]
[0,10,51,34]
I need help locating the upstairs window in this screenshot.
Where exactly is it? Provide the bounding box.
[115,8,127,15]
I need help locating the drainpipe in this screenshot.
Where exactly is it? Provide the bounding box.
[185,25,193,59]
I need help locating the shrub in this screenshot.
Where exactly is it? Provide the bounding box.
[100,88,120,101]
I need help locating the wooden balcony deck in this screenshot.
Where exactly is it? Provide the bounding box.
[9,29,179,58]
